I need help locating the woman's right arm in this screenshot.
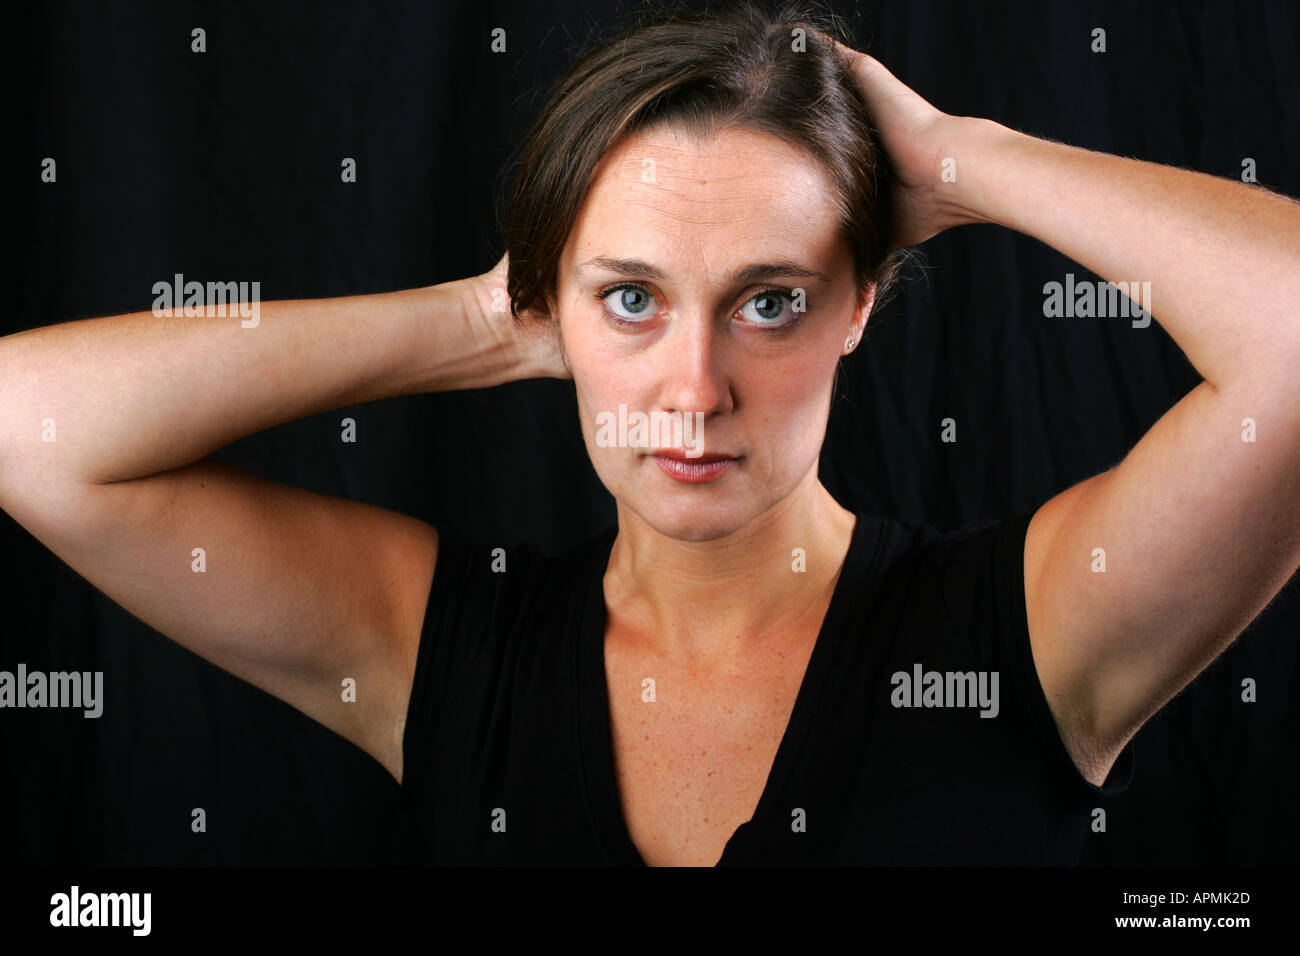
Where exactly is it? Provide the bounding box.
[0,260,555,783]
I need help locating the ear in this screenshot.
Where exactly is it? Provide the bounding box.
[543,291,572,375]
[846,282,876,352]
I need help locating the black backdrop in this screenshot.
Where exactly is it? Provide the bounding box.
[7,0,1298,865]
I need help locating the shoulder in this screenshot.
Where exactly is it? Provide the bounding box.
[853,506,1133,793]
[853,505,1042,657]
[405,523,614,674]
[851,508,1037,613]
[423,524,611,621]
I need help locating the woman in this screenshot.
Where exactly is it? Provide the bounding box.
[3,1,1297,866]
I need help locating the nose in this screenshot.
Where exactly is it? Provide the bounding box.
[658,310,734,419]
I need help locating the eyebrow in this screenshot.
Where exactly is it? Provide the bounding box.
[574,256,833,286]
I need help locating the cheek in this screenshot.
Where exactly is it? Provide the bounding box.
[562,311,653,412]
[569,344,634,422]
[745,347,837,441]
[564,330,636,466]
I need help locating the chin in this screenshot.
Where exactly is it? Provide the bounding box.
[631,502,753,543]
[609,462,766,543]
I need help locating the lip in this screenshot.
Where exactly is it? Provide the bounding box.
[650,451,738,483]
[650,449,734,462]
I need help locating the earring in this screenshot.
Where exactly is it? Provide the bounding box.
[845,337,856,351]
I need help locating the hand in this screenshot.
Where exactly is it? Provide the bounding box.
[831,40,990,247]
[467,252,571,381]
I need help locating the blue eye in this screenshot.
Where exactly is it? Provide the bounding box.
[596,285,660,322]
[740,290,796,327]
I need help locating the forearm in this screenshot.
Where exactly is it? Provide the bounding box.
[950,117,1300,390]
[0,278,520,490]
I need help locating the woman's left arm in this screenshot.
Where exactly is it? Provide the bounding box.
[838,43,1300,785]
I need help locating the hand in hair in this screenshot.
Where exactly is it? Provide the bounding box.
[469,252,572,382]
[831,39,990,247]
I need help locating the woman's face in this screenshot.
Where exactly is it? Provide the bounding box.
[552,123,872,542]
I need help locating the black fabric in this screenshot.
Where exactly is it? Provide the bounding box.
[401,508,1133,864]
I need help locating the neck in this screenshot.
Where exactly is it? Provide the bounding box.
[603,466,858,666]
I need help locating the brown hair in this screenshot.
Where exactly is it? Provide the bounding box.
[503,0,905,327]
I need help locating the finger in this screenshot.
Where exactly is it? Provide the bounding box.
[844,52,926,118]
[856,53,902,87]
[829,36,863,65]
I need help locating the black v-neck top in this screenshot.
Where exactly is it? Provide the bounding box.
[398,508,1134,865]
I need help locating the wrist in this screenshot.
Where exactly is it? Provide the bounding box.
[403,277,530,393]
[466,269,570,383]
[939,116,1025,230]
[456,274,541,385]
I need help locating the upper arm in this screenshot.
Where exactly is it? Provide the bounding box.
[2,457,438,783]
[1024,378,1300,786]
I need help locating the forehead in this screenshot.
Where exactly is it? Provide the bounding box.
[563,124,843,279]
